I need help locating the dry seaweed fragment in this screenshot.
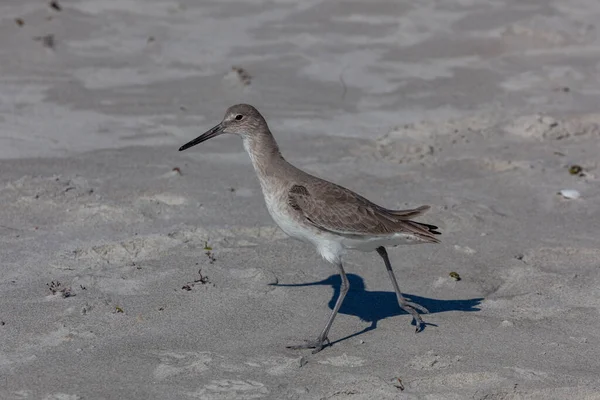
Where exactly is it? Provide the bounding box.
[182,269,211,291]
[194,269,209,285]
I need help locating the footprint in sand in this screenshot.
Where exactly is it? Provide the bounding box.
[151,351,213,380]
[66,235,180,267]
[3,175,92,203]
[60,225,287,272]
[140,193,188,206]
[5,392,79,400]
[408,371,505,391]
[504,113,600,140]
[135,193,189,219]
[407,350,461,370]
[42,394,82,400]
[321,376,404,400]
[522,247,600,273]
[502,14,595,48]
[244,356,304,375]
[317,353,366,367]
[188,379,268,400]
[484,246,600,320]
[226,268,278,292]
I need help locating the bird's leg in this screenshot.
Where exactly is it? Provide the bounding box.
[376,246,428,332]
[287,261,349,354]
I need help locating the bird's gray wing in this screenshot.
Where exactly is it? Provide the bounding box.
[287,182,439,242]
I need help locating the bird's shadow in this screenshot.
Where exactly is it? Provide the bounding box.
[271,273,483,346]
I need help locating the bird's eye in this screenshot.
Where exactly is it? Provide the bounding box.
[235,114,243,120]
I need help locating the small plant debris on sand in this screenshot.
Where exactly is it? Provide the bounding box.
[195,269,210,285]
[47,281,73,298]
[204,241,216,264]
[449,272,461,281]
[393,377,405,391]
[568,165,584,176]
[182,269,211,291]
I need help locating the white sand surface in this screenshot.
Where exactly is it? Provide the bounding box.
[1,0,600,398]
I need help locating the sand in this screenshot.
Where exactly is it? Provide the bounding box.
[1,0,600,399]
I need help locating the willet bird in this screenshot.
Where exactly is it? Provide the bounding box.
[179,104,440,353]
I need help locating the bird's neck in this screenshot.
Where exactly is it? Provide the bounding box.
[242,131,287,179]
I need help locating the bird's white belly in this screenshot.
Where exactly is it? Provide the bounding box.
[341,233,424,252]
[262,190,347,263]
[263,192,316,243]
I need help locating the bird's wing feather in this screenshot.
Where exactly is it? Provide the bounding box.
[287,182,440,243]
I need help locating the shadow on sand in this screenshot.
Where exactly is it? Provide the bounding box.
[271,273,483,346]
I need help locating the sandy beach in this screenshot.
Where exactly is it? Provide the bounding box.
[1,0,600,398]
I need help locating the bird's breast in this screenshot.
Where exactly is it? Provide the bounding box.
[259,183,316,243]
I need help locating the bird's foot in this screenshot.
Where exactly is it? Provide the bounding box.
[399,299,429,333]
[286,337,330,354]
[403,300,429,314]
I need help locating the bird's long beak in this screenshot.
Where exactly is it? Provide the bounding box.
[178,123,223,151]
